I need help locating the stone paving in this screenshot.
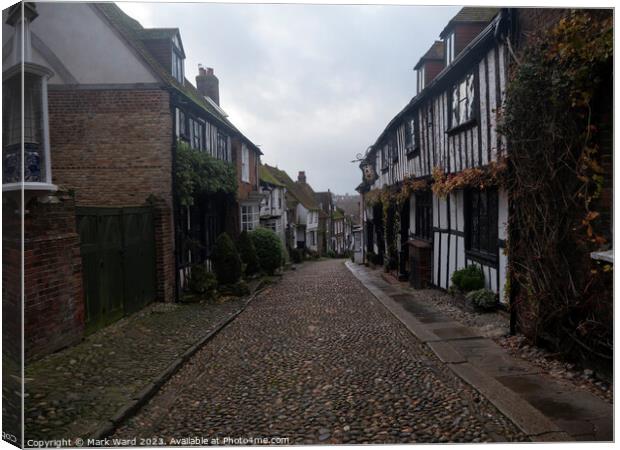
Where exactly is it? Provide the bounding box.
[24,297,246,441]
[113,259,527,444]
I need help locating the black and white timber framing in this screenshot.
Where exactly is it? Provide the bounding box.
[358,9,511,303]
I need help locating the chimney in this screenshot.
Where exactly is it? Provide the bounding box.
[196,65,220,106]
[298,171,306,183]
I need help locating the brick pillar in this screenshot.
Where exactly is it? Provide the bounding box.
[4,190,86,361]
[148,196,176,302]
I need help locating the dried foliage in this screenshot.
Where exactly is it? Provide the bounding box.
[500,11,612,365]
[431,159,508,198]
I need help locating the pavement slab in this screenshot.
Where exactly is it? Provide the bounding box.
[346,262,613,442]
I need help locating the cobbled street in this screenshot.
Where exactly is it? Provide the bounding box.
[113,259,527,444]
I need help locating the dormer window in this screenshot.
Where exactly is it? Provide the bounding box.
[416,68,425,94]
[171,34,184,84]
[445,32,455,65]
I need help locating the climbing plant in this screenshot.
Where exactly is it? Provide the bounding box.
[499,10,612,365]
[175,140,237,206]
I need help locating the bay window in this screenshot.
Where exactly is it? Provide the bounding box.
[3,64,54,189]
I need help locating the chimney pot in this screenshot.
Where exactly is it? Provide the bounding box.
[298,171,306,183]
[196,66,220,105]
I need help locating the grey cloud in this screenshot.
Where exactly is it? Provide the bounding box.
[119,2,460,194]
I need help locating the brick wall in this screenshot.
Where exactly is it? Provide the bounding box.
[232,138,260,201]
[3,192,85,361]
[515,8,569,48]
[48,88,176,302]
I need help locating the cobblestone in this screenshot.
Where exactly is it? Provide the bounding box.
[113,260,527,444]
[24,297,246,441]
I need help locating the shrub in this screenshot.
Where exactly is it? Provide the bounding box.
[451,265,485,292]
[251,228,283,275]
[187,264,217,297]
[326,250,337,258]
[237,231,260,276]
[212,232,242,285]
[466,288,497,311]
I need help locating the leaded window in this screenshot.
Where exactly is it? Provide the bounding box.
[414,191,433,241]
[466,189,498,258]
[217,131,229,161]
[450,73,476,129]
[189,118,204,150]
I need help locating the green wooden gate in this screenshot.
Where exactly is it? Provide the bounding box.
[77,207,156,333]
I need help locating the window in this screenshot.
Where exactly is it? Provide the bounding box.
[278,192,282,209]
[446,32,455,65]
[414,191,433,241]
[390,138,398,162]
[310,231,316,246]
[416,67,425,93]
[241,144,250,183]
[3,70,50,184]
[189,118,204,150]
[241,205,259,231]
[217,131,229,161]
[466,189,498,258]
[450,73,476,129]
[405,116,420,157]
[176,108,187,138]
[171,34,185,84]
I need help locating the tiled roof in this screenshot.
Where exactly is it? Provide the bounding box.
[259,164,285,187]
[262,165,319,210]
[414,40,445,69]
[94,2,262,151]
[440,7,499,37]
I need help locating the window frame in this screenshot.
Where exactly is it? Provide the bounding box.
[447,71,477,134]
[241,144,250,183]
[414,191,433,242]
[465,188,499,262]
[241,204,259,231]
[446,32,455,65]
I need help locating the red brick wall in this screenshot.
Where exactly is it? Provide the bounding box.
[515,8,569,48]
[48,88,176,302]
[424,60,445,87]
[2,192,85,361]
[233,138,260,201]
[454,23,488,57]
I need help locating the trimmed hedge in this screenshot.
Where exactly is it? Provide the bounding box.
[212,232,242,285]
[238,230,260,276]
[250,228,283,275]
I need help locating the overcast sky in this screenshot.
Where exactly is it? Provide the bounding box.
[119,2,460,194]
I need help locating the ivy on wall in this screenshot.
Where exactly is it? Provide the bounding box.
[175,140,237,206]
[499,10,612,365]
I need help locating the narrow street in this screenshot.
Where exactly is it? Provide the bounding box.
[112,260,526,444]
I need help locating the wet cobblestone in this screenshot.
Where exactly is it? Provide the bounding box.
[114,260,527,444]
[24,298,245,441]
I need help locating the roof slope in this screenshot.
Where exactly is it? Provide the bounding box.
[259,164,285,187]
[414,40,445,69]
[263,165,319,210]
[94,2,260,152]
[440,7,499,37]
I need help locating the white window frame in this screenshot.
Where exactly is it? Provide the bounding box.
[416,68,425,93]
[241,144,250,183]
[446,32,455,65]
[241,204,259,231]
